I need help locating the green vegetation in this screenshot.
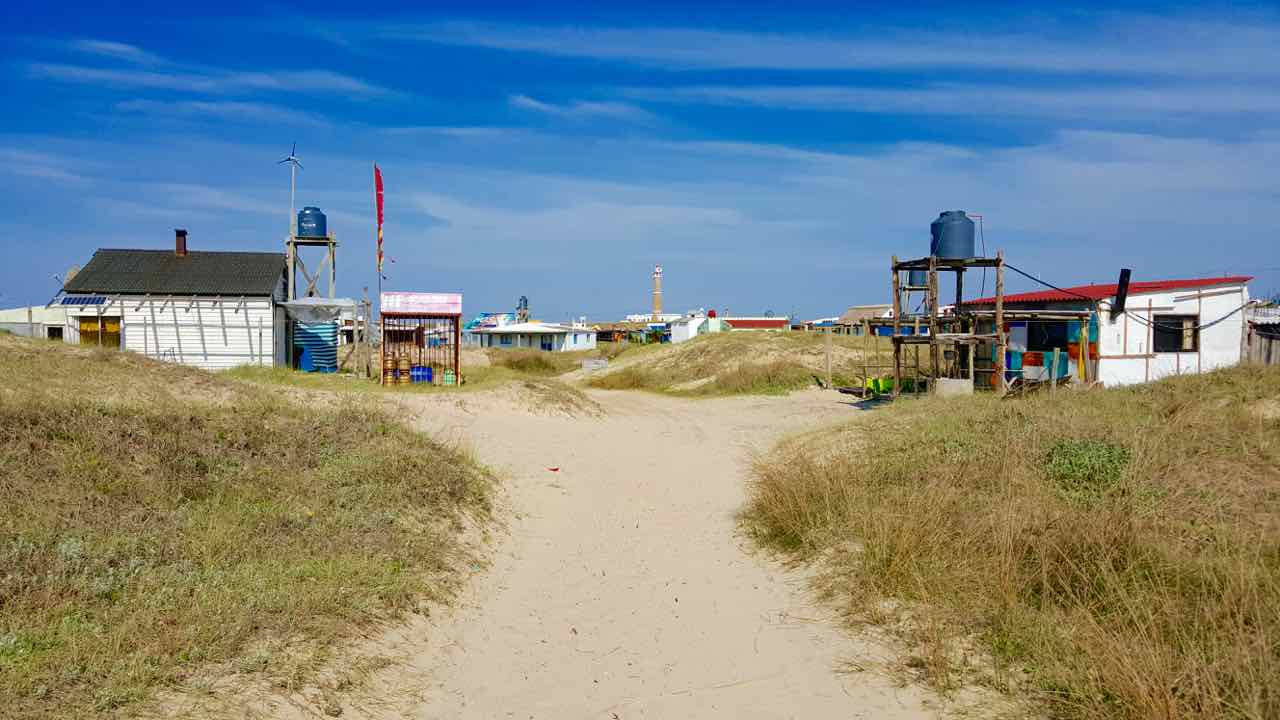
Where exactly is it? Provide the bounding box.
[743,365,1280,719]
[227,362,518,394]
[0,335,493,719]
[484,348,590,375]
[588,331,882,396]
[1045,439,1132,502]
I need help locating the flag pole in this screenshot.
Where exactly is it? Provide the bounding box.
[373,162,382,384]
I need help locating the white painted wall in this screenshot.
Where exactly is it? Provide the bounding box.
[476,329,596,351]
[63,295,284,370]
[670,317,708,344]
[1097,283,1249,386]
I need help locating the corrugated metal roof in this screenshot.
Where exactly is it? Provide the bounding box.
[474,322,579,334]
[968,276,1252,306]
[723,318,790,329]
[63,249,285,296]
[1249,307,1280,325]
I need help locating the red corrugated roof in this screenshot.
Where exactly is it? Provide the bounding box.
[967,275,1251,306]
[724,318,790,329]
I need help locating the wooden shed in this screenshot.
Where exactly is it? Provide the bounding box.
[55,230,287,370]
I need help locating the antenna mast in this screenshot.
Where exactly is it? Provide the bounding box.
[278,142,302,235]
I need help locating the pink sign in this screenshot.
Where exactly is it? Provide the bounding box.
[381,291,462,315]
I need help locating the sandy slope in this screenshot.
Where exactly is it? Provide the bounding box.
[330,387,956,720]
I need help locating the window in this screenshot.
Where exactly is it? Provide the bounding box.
[1026,321,1072,352]
[500,335,513,346]
[1152,314,1198,352]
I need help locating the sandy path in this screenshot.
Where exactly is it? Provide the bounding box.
[346,387,945,720]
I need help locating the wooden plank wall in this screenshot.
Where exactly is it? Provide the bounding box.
[1246,324,1279,365]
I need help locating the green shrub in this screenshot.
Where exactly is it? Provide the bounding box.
[1045,439,1131,501]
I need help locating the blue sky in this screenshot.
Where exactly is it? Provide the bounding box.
[2,1,1278,320]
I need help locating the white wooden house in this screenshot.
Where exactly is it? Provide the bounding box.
[471,321,597,351]
[55,230,288,370]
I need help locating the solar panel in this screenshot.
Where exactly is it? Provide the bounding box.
[61,296,106,306]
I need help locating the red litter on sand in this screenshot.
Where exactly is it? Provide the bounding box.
[547,467,560,473]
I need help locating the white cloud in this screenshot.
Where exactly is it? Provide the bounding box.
[28,62,394,96]
[67,39,165,65]
[508,94,657,122]
[625,83,1280,117]
[391,15,1280,78]
[0,148,87,183]
[116,99,329,127]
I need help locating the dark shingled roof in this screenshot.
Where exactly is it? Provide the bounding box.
[63,249,286,296]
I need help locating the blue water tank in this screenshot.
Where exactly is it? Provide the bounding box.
[297,206,327,238]
[907,269,927,287]
[930,210,975,258]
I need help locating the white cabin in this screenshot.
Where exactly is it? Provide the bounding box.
[971,275,1252,387]
[55,231,288,370]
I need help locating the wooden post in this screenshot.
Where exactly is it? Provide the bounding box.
[914,345,921,396]
[824,327,832,390]
[361,288,371,379]
[995,250,1006,396]
[862,317,871,389]
[892,257,902,398]
[286,240,296,301]
[1050,347,1059,397]
[329,241,336,299]
[927,255,939,384]
[27,306,34,340]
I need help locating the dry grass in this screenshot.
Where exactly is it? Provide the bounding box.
[743,365,1280,719]
[227,363,517,394]
[588,331,883,396]
[0,335,493,719]
[516,378,604,416]
[485,348,589,376]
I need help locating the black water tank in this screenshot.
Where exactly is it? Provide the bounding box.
[297,206,327,238]
[929,210,975,258]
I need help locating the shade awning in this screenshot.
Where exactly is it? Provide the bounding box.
[280,297,357,323]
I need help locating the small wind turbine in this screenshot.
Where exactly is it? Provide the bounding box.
[277,142,302,235]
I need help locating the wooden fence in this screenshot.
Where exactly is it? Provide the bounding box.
[1246,323,1280,365]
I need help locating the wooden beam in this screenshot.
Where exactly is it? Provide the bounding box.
[928,255,940,384]
[994,250,1005,397]
[892,256,901,399]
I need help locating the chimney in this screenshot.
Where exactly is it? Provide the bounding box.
[175,229,188,256]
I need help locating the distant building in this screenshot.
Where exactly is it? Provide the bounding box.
[625,312,682,323]
[472,321,598,352]
[722,316,790,331]
[0,305,67,340]
[462,311,518,346]
[669,315,728,343]
[836,304,892,327]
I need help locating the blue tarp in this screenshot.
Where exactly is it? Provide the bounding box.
[294,321,338,373]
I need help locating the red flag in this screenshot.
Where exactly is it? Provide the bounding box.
[374,164,384,272]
